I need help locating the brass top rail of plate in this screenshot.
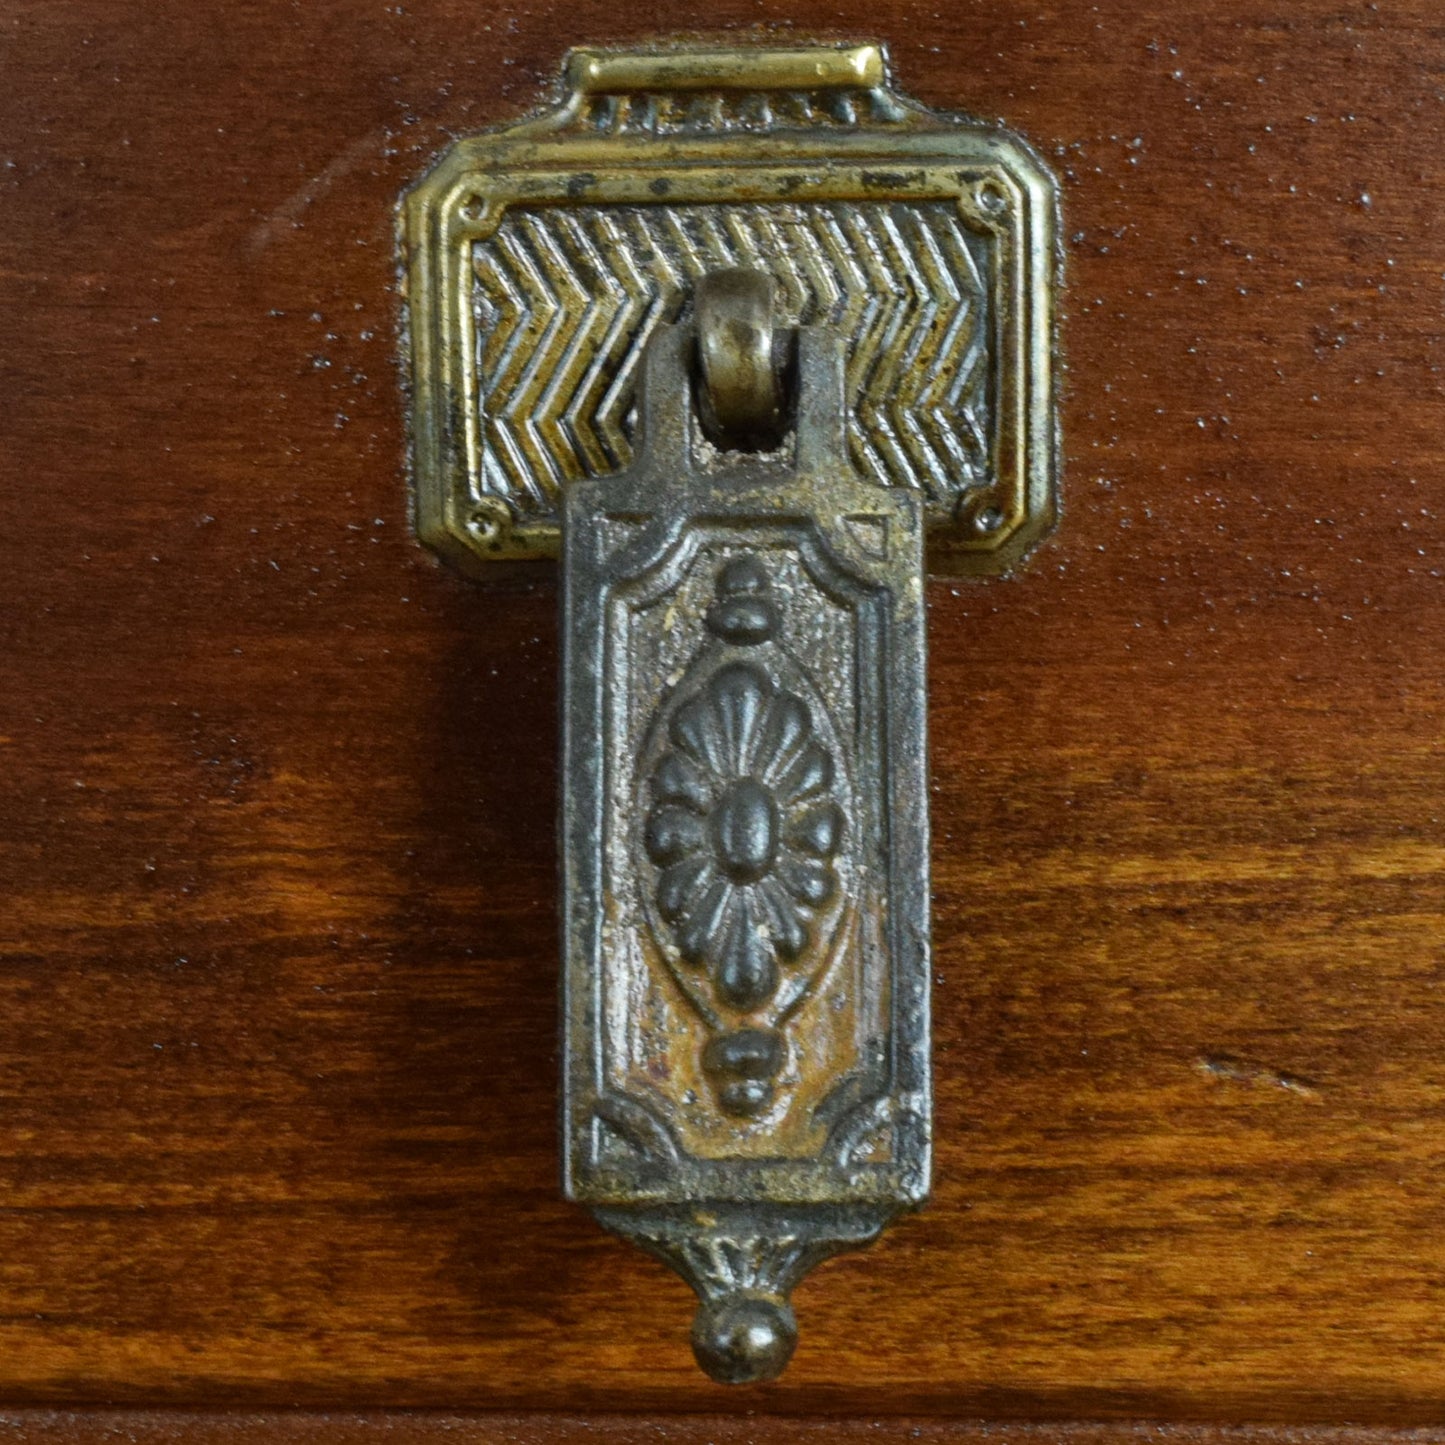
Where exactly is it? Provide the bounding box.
[564,44,886,95]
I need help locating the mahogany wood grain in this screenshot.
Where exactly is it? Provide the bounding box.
[3,0,1445,1425]
[2,1415,1443,1445]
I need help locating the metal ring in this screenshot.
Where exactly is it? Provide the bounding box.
[695,268,785,451]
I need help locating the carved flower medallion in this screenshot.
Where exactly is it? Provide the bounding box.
[641,557,847,1115]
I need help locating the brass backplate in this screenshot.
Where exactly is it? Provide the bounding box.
[400,41,1060,578]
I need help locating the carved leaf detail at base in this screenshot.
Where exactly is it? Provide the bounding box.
[594,1202,892,1385]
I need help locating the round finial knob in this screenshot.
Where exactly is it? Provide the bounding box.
[691,1293,797,1385]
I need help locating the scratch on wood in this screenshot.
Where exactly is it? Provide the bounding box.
[1195,1053,1321,1099]
[248,131,387,256]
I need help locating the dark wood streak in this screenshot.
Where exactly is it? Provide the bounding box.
[3,0,1445,1427]
[2,1415,1444,1445]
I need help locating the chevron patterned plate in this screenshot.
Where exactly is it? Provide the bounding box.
[402,42,1059,577]
[473,201,991,519]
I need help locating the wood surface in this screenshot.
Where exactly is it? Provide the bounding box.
[3,1415,1445,1445]
[4,0,1445,1426]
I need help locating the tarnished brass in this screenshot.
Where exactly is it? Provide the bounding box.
[399,41,1060,1384]
[400,40,1059,577]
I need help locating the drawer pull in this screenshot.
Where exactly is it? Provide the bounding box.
[400,40,1059,1382]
